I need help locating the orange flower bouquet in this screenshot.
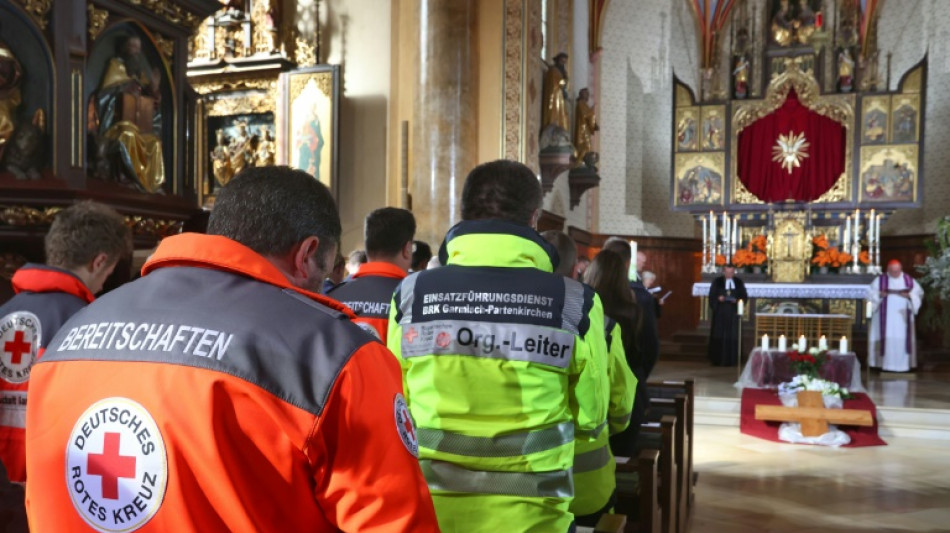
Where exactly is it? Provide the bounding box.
[859,250,870,265]
[734,235,768,272]
[812,246,853,272]
[812,235,829,250]
[715,253,726,266]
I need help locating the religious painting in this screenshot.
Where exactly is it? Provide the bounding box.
[206,112,276,191]
[701,106,726,151]
[675,107,698,152]
[285,66,340,193]
[673,153,724,207]
[859,145,918,204]
[861,96,889,144]
[890,95,919,144]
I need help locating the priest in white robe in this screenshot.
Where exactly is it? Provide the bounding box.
[867,260,924,372]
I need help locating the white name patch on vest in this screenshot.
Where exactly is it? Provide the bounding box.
[66,397,168,532]
[0,311,41,384]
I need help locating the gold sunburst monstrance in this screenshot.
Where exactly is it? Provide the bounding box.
[772,131,811,173]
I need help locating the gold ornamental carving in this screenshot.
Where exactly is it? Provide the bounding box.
[125,216,182,238]
[0,206,61,226]
[503,0,524,161]
[153,33,175,61]
[295,37,317,68]
[118,0,201,30]
[289,73,331,101]
[15,0,51,29]
[732,179,764,205]
[193,79,278,117]
[88,5,110,40]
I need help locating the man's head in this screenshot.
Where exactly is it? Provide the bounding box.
[724,264,736,279]
[116,35,148,77]
[541,229,577,277]
[207,166,341,293]
[636,251,648,272]
[347,250,367,277]
[364,207,416,272]
[45,201,132,294]
[642,270,657,289]
[328,253,346,285]
[541,230,577,278]
[887,259,903,277]
[578,88,590,102]
[554,53,568,66]
[602,237,632,271]
[461,160,542,227]
[411,241,433,272]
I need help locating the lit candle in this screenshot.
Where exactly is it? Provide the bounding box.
[761,334,770,351]
[839,336,848,353]
[844,216,851,251]
[702,216,708,266]
[737,299,744,316]
[866,301,873,319]
[798,335,807,352]
[778,335,787,352]
[818,335,828,351]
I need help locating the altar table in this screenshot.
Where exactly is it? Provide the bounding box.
[736,348,865,392]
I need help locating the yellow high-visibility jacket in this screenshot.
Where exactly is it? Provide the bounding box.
[388,220,609,533]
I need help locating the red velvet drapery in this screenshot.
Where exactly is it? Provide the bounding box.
[737,90,846,203]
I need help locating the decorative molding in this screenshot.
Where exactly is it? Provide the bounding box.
[191,79,274,95]
[503,0,524,161]
[692,282,872,299]
[153,33,175,61]
[0,205,182,239]
[88,4,110,41]
[193,79,279,117]
[125,216,183,238]
[1,206,61,226]
[295,37,317,68]
[14,0,51,29]
[120,0,202,30]
[289,72,332,102]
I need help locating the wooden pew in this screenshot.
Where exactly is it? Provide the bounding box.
[614,449,661,533]
[635,416,677,533]
[645,396,689,533]
[574,513,628,533]
[646,380,696,507]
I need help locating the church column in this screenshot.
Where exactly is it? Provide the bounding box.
[411,0,477,247]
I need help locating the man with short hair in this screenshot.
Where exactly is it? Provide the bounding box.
[25,167,439,532]
[389,159,609,532]
[346,249,367,277]
[328,208,416,342]
[707,264,748,366]
[322,252,346,294]
[410,241,433,273]
[0,201,131,482]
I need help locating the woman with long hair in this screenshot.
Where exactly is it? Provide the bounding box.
[585,249,646,457]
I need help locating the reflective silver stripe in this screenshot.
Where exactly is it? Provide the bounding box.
[398,272,419,325]
[560,278,585,335]
[417,422,574,458]
[420,460,574,498]
[400,320,574,369]
[575,420,607,440]
[574,445,611,474]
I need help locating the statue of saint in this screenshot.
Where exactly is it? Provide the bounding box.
[90,34,165,193]
[771,0,795,47]
[542,53,570,132]
[227,120,254,174]
[794,0,816,44]
[838,48,855,93]
[256,127,276,166]
[0,36,23,162]
[573,88,598,166]
[733,54,750,99]
[210,129,234,187]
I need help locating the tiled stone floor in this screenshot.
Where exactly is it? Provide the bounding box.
[690,425,950,532]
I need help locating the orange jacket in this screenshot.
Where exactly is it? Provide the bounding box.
[327,261,407,343]
[0,264,93,482]
[25,234,440,532]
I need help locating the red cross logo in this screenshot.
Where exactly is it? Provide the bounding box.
[87,432,137,500]
[404,327,418,344]
[3,331,31,365]
[435,332,451,348]
[401,408,416,441]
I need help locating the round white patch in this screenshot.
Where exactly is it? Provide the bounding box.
[66,397,168,532]
[394,393,418,457]
[0,311,41,384]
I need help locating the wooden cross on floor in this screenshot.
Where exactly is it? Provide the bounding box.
[755,391,874,437]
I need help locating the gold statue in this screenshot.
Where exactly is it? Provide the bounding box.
[542,53,570,132]
[573,88,598,165]
[771,0,795,47]
[256,127,276,166]
[794,0,816,44]
[210,129,234,187]
[91,35,165,193]
[227,120,254,174]
[0,37,23,162]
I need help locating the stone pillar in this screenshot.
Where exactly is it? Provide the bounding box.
[411,0,477,248]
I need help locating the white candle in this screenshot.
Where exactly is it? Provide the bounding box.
[844,216,851,251]
[798,335,807,352]
[761,334,770,351]
[722,212,728,246]
[778,335,787,352]
[629,240,638,281]
[869,209,876,241]
[854,208,860,243]
[710,211,716,248]
[737,299,744,316]
[839,336,848,353]
[702,217,708,265]
[866,301,873,319]
[732,217,738,252]
[818,335,828,351]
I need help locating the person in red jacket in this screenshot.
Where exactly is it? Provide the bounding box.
[25,167,440,532]
[327,207,415,342]
[0,201,131,482]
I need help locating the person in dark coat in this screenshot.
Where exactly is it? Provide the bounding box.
[707,264,748,366]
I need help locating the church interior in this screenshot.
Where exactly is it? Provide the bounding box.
[1,0,949,531]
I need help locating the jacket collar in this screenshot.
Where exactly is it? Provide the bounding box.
[11,264,95,304]
[143,233,355,318]
[438,219,560,271]
[351,261,408,280]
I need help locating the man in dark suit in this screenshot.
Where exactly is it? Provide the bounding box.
[707,264,748,366]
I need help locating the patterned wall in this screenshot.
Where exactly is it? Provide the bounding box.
[597,0,699,237]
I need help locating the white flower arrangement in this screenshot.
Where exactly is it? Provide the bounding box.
[778,374,850,399]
